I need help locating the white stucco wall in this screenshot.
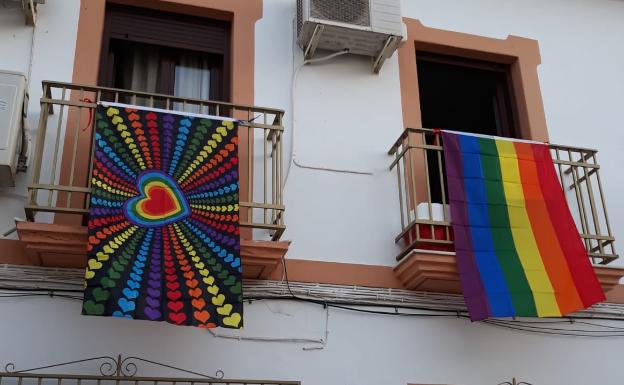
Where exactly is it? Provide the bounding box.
[254,0,624,267]
[0,2,80,234]
[2,296,624,385]
[1,1,624,385]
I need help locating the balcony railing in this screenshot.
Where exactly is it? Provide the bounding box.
[26,81,285,240]
[389,127,618,264]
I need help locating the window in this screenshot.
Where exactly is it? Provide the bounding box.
[416,52,519,203]
[98,5,230,104]
[416,52,518,137]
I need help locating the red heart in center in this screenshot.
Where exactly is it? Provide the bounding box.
[141,185,177,217]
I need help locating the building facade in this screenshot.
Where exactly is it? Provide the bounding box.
[1,0,624,384]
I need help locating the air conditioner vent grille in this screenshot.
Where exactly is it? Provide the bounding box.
[310,0,371,27]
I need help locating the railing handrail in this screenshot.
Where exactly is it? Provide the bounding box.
[0,373,300,384]
[389,127,600,155]
[388,126,617,264]
[27,81,286,241]
[41,80,286,116]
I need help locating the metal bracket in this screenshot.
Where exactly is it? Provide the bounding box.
[372,35,398,74]
[22,0,37,25]
[304,24,325,60]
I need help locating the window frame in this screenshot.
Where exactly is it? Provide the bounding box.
[415,51,520,139]
[398,19,549,143]
[97,4,231,101]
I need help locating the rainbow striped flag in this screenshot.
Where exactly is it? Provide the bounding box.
[441,131,605,321]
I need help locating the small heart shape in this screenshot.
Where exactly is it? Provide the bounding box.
[92,287,109,302]
[168,312,187,325]
[194,310,211,323]
[167,291,182,301]
[217,304,233,316]
[192,298,206,310]
[211,294,225,306]
[167,301,184,313]
[123,288,139,299]
[108,268,121,280]
[100,277,116,288]
[222,275,236,286]
[106,107,120,117]
[230,283,242,295]
[89,257,104,270]
[83,300,105,315]
[188,287,202,298]
[144,307,161,320]
[222,312,241,328]
[118,297,135,313]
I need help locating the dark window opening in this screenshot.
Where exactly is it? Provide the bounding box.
[417,52,517,137]
[416,52,519,203]
[98,5,230,104]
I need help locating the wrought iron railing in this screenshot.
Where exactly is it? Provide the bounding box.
[0,355,299,385]
[26,81,285,240]
[389,127,618,264]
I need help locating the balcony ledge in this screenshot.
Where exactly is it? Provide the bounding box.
[14,222,289,279]
[395,249,624,294]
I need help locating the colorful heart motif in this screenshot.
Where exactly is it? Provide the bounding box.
[222,312,241,328]
[124,171,190,227]
[83,300,105,315]
[87,106,243,329]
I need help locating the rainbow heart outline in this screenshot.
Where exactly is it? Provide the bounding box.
[124,171,190,227]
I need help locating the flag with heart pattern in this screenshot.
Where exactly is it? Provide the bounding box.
[83,102,242,329]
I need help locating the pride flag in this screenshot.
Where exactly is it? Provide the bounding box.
[442,131,605,321]
[83,103,242,329]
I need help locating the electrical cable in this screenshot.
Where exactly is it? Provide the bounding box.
[283,18,375,191]
[284,48,354,190]
[4,283,624,337]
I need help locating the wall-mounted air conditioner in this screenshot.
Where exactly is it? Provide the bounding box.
[0,70,27,187]
[296,0,405,73]
[1,0,45,25]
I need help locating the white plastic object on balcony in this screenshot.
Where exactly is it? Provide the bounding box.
[0,70,27,187]
[296,0,405,73]
[410,202,451,222]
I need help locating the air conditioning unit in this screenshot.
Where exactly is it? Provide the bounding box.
[1,0,45,25]
[0,70,27,187]
[297,0,405,73]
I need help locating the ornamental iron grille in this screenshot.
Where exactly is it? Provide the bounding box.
[0,355,299,385]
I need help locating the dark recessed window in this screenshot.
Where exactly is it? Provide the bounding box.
[98,5,230,104]
[416,52,519,203]
[417,51,518,137]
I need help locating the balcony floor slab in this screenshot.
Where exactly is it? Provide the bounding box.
[13,222,289,279]
[395,248,624,296]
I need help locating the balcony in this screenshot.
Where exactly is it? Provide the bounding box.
[17,81,288,278]
[389,127,623,293]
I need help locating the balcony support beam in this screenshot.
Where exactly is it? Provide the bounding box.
[394,249,624,295]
